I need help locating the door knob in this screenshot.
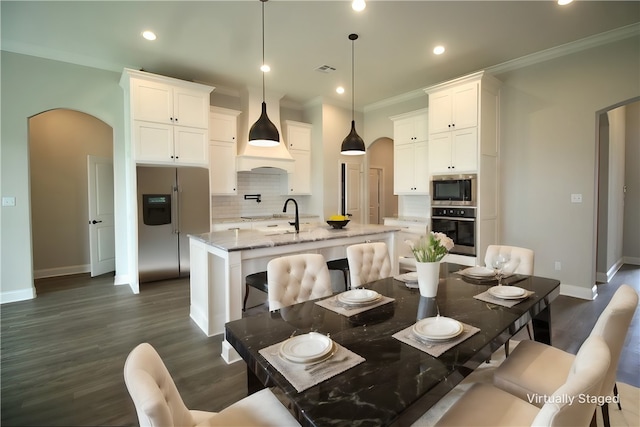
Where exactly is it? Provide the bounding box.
[91,220,103,224]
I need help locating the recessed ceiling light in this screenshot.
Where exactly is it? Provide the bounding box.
[260,64,270,72]
[558,0,573,5]
[352,0,366,12]
[142,30,156,41]
[433,46,445,55]
[336,86,345,94]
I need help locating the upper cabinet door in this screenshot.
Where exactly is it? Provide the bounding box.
[173,88,209,129]
[209,108,240,142]
[286,122,312,151]
[428,91,453,135]
[451,83,478,131]
[132,80,173,125]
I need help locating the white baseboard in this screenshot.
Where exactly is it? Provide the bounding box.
[560,283,598,300]
[1,287,36,304]
[623,256,640,265]
[114,274,130,286]
[33,264,90,279]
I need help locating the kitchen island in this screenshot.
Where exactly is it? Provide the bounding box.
[189,223,400,363]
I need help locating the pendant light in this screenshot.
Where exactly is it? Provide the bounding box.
[249,0,280,147]
[340,33,365,156]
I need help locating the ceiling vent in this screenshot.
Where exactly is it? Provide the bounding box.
[315,64,336,73]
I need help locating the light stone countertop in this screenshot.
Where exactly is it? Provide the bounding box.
[190,223,400,252]
[212,214,319,224]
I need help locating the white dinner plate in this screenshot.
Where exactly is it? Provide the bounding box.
[488,286,527,300]
[338,289,381,305]
[459,266,495,278]
[412,317,463,341]
[279,332,335,364]
[396,272,418,283]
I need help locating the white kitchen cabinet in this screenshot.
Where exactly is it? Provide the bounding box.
[209,140,237,194]
[390,109,429,195]
[428,82,478,135]
[209,107,240,143]
[131,78,210,129]
[393,109,429,145]
[209,107,240,195]
[121,68,214,167]
[283,121,312,195]
[428,128,478,174]
[424,71,501,266]
[135,122,208,166]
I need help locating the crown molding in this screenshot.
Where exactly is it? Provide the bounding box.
[486,23,640,75]
[364,23,640,112]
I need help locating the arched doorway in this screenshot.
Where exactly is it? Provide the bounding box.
[29,109,114,285]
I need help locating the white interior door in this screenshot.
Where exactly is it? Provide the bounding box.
[369,168,382,224]
[345,162,362,222]
[88,155,115,276]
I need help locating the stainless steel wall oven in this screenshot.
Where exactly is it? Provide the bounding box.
[431,207,476,256]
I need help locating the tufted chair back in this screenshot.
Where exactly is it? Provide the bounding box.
[267,254,333,311]
[124,343,198,427]
[484,244,535,275]
[532,336,610,427]
[589,284,638,398]
[346,242,392,288]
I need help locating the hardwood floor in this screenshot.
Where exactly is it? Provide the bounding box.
[1,265,638,426]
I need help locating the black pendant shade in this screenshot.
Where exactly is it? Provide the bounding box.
[341,33,365,156]
[341,120,366,155]
[249,102,280,147]
[249,0,279,147]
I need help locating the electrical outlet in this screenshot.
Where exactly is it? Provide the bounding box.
[571,193,582,203]
[555,261,562,271]
[2,196,16,207]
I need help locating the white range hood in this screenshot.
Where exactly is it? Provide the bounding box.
[236,87,294,173]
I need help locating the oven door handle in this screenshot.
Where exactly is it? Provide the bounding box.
[431,216,476,221]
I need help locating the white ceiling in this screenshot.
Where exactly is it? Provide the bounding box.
[2,1,638,109]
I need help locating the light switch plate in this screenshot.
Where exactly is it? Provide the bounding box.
[571,193,582,203]
[2,196,16,207]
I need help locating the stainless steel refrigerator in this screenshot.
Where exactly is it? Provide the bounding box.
[137,166,210,283]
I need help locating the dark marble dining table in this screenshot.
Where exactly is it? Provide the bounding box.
[224,262,561,427]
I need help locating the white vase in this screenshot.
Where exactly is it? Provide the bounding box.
[416,261,441,297]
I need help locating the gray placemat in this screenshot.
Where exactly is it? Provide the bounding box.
[259,340,365,393]
[473,289,535,308]
[392,321,480,358]
[315,294,394,317]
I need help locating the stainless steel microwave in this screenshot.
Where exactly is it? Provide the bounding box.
[431,174,477,206]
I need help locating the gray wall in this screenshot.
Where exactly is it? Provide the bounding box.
[494,36,639,298]
[1,52,128,302]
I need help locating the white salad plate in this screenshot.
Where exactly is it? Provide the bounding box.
[488,286,527,300]
[412,317,463,341]
[279,332,335,364]
[338,289,381,305]
[459,266,495,278]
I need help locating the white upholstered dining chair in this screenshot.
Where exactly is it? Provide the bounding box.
[493,284,638,427]
[346,242,392,288]
[484,244,535,355]
[124,343,300,427]
[435,336,611,427]
[484,244,535,276]
[267,253,333,311]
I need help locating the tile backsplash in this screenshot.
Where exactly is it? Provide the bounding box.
[211,171,310,219]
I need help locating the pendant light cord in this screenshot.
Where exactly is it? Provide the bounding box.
[261,0,266,103]
[348,34,358,121]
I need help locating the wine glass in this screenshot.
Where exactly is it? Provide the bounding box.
[491,253,511,285]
